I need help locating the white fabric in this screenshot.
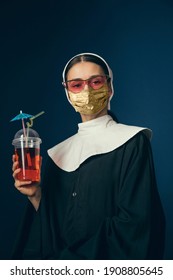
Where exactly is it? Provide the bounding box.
[62,52,114,110]
[48,115,152,172]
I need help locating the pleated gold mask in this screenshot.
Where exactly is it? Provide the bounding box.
[68,85,109,115]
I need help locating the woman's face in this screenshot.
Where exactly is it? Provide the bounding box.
[66,61,112,122]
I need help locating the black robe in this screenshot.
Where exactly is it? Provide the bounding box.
[11,132,165,259]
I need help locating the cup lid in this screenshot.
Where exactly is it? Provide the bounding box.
[12,128,42,145]
[14,128,40,139]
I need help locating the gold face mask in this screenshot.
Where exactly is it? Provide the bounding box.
[68,85,110,115]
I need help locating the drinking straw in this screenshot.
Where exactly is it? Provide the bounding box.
[25,111,45,168]
[20,110,27,138]
[26,111,45,128]
[26,111,44,133]
[26,111,45,140]
[21,134,26,179]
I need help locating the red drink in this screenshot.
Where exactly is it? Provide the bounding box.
[12,129,42,183]
[15,147,41,182]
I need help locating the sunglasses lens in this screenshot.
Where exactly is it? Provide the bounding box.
[67,80,84,93]
[89,76,106,89]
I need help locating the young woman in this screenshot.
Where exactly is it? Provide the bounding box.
[12,52,165,259]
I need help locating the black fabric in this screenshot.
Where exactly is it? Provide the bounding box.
[11,132,165,259]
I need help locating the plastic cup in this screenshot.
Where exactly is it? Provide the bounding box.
[12,128,42,183]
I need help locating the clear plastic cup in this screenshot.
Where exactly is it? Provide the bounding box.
[12,128,42,183]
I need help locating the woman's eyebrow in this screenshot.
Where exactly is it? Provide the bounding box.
[67,75,103,81]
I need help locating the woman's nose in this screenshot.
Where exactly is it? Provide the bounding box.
[83,81,89,90]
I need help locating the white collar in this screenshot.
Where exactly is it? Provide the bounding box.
[48,115,152,172]
[78,115,114,135]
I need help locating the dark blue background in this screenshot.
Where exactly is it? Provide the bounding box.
[0,0,172,259]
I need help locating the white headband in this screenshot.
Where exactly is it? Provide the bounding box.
[62,52,114,110]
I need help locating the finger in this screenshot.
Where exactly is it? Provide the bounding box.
[12,154,16,162]
[12,161,19,172]
[17,185,39,197]
[12,167,21,178]
[14,180,32,189]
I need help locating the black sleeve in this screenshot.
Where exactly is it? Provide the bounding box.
[10,201,40,259]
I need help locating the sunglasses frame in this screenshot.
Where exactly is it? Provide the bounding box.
[62,75,110,93]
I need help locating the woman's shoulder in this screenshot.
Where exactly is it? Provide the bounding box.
[47,133,77,156]
[114,122,152,141]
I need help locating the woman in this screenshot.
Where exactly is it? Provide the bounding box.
[12,52,165,259]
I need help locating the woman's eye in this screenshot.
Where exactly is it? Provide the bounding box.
[92,79,102,85]
[71,82,82,88]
